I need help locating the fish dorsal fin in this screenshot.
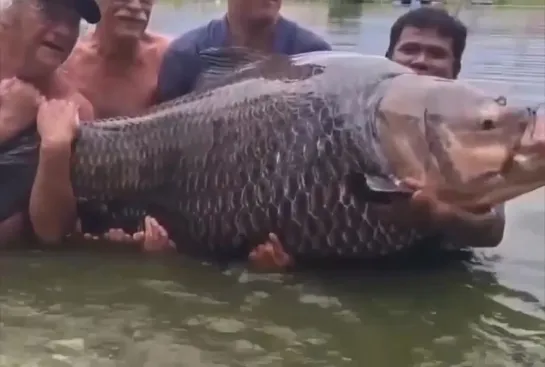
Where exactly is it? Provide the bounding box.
[194,46,270,90]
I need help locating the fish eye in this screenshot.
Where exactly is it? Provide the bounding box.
[482,119,495,130]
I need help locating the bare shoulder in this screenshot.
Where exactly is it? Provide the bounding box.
[64,36,96,68]
[144,32,172,60]
[52,71,95,120]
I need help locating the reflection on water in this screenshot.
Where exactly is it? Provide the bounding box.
[2,254,544,367]
[1,1,544,366]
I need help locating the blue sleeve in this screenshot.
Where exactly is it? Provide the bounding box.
[301,37,332,52]
[156,34,205,103]
[294,28,332,53]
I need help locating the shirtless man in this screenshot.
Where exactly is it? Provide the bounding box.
[63,0,170,118]
[0,0,98,245]
[44,0,173,248]
[60,0,328,249]
[0,0,167,251]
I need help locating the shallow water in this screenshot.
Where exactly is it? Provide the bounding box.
[1,1,544,366]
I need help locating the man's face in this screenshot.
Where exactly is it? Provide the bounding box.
[391,26,455,79]
[18,0,80,78]
[230,0,282,25]
[103,0,154,39]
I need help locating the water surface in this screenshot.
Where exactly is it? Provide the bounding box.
[1,1,544,366]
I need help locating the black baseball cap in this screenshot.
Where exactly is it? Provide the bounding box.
[74,0,101,24]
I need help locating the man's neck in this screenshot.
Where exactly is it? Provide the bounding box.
[92,25,142,63]
[226,14,278,51]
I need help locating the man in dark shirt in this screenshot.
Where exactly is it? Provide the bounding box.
[249,8,509,272]
[156,0,331,103]
[384,7,506,250]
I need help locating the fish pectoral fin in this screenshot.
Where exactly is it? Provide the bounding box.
[346,172,413,205]
[195,47,269,90]
[364,173,408,193]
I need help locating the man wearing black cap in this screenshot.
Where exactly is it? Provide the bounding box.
[0,0,101,245]
[0,0,100,141]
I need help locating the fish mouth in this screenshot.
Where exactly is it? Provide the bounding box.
[462,108,538,190]
[499,107,539,177]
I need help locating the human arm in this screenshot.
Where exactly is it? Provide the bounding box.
[28,100,80,244]
[294,28,332,53]
[156,40,203,104]
[406,180,506,248]
[0,78,42,144]
[100,216,176,253]
[72,93,95,120]
[434,204,505,248]
[299,38,332,53]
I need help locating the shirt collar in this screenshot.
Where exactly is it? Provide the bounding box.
[218,15,290,53]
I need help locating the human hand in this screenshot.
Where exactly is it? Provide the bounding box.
[248,233,293,272]
[83,216,175,253]
[402,178,491,229]
[133,216,175,253]
[0,77,43,134]
[36,99,79,147]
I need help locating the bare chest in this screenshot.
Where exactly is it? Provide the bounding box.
[75,63,158,119]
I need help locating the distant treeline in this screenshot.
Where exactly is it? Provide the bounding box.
[339,0,543,5]
[157,0,544,7]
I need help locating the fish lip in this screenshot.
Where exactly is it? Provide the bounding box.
[499,145,517,177]
[500,112,537,176]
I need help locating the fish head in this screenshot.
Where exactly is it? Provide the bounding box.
[375,73,544,208]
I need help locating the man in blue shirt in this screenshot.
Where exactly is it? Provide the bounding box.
[384,7,506,250]
[249,7,510,272]
[156,0,331,103]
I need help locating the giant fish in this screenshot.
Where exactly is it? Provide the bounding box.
[1,49,544,261]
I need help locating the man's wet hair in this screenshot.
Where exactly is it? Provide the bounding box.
[385,7,467,78]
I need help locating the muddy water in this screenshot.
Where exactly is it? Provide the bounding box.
[1,1,544,366]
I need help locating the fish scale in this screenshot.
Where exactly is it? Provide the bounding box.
[67,50,429,261]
